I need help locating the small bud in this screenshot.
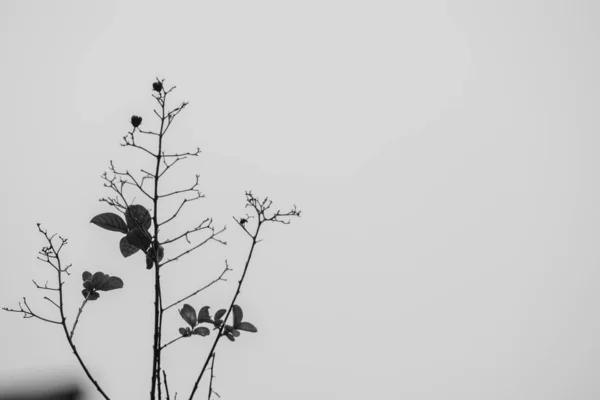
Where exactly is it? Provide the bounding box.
[152,81,163,92]
[131,115,142,128]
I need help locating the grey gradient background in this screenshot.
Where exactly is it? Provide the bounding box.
[1,1,599,399]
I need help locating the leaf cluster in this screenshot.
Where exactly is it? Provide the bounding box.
[91,205,163,268]
[178,304,257,342]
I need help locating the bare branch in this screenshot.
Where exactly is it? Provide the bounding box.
[159,227,226,267]
[108,161,153,200]
[159,155,186,179]
[161,147,201,158]
[158,193,204,227]
[3,298,61,325]
[158,174,201,198]
[161,335,185,350]
[161,218,214,246]
[121,132,158,158]
[163,370,171,400]
[163,261,231,312]
[208,353,220,400]
[44,296,60,309]
[32,279,59,291]
[232,217,254,239]
[138,128,160,136]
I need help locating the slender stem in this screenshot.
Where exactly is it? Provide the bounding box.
[208,353,218,400]
[164,370,171,400]
[151,90,167,400]
[70,294,90,339]
[188,227,261,400]
[162,263,230,312]
[161,335,185,350]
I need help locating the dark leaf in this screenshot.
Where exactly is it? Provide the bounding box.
[146,256,153,269]
[119,236,139,258]
[83,280,94,290]
[82,289,100,301]
[179,327,189,337]
[232,304,243,327]
[126,228,151,251]
[215,309,227,322]
[90,213,128,234]
[198,306,211,321]
[237,322,257,333]
[224,325,240,337]
[145,245,164,269]
[224,332,235,342]
[125,205,152,231]
[180,304,197,327]
[192,327,210,336]
[91,272,109,288]
[97,276,124,291]
[82,271,92,281]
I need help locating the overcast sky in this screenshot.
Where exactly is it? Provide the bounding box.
[1,1,600,399]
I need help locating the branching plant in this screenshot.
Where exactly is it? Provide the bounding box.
[3,79,300,400]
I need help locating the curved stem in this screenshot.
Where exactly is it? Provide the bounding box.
[188,226,261,399]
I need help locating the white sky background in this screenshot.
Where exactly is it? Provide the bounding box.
[0,1,599,399]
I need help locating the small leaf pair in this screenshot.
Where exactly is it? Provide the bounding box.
[232,304,257,333]
[178,304,211,338]
[222,304,257,341]
[81,271,124,300]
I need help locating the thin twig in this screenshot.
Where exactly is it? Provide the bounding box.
[163,261,231,312]
[160,227,227,267]
[208,352,220,399]
[163,370,171,400]
[161,335,185,350]
[70,293,90,339]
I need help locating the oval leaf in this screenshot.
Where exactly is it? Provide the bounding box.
[98,276,124,291]
[120,236,139,258]
[82,271,92,282]
[146,254,154,269]
[82,289,100,301]
[157,246,164,262]
[192,327,210,336]
[214,308,227,325]
[232,304,243,327]
[224,332,235,342]
[198,306,210,320]
[125,205,152,231]
[180,304,197,327]
[178,327,188,336]
[91,272,109,288]
[237,322,257,333]
[126,228,151,251]
[91,213,128,234]
[224,325,240,337]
